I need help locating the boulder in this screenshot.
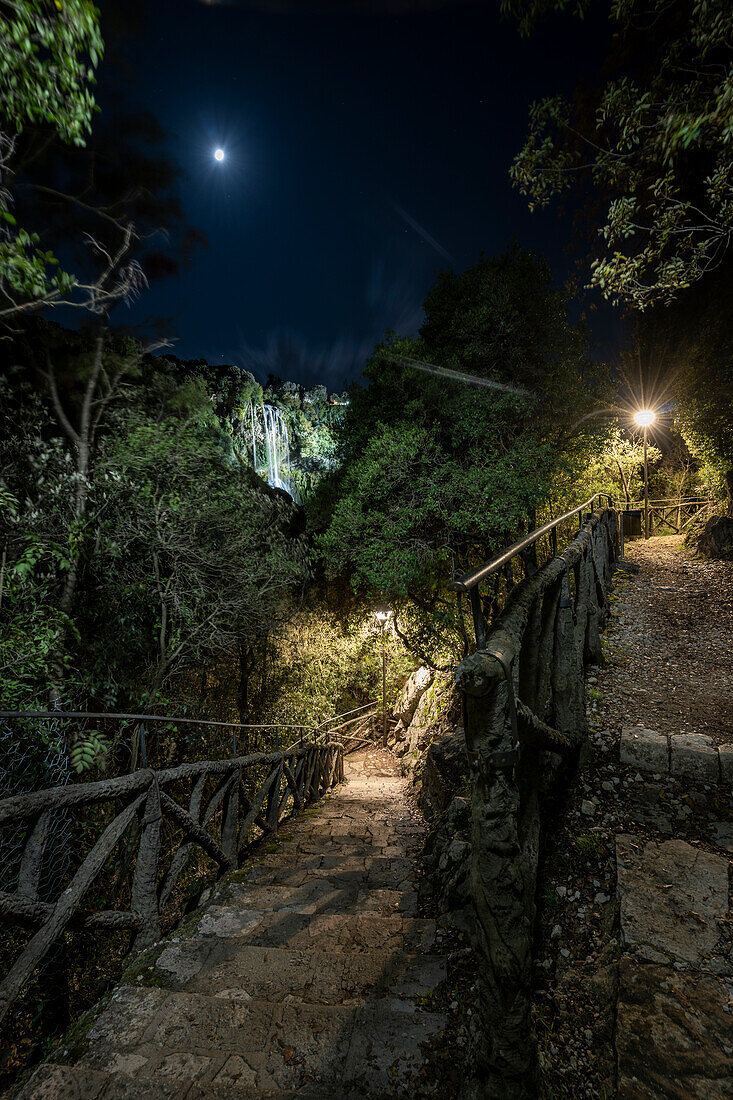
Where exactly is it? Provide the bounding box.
[697,515,733,560]
[386,719,408,755]
[438,837,470,875]
[420,728,469,814]
[393,666,433,724]
[406,672,454,738]
[445,795,471,833]
[399,673,456,774]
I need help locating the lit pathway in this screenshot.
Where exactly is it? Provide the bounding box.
[23,750,447,1099]
[595,537,733,1097]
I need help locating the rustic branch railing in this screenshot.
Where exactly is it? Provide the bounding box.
[453,505,619,1098]
[0,736,344,1025]
[623,495,715,536]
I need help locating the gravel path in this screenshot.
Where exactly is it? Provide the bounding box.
[604,535,733,744]
[533,533,733,1099]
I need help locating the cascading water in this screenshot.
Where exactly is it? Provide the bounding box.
[248,403,294,498]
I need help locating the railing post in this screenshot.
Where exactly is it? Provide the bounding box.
[130,777,162,951]
[265,762,283,833]
[456,643,538,1098]
[221,768,240,866]
[139,722,147,769]
[469,588,486,649]
[552,569,586,739]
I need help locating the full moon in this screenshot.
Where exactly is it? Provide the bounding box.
[214,148,225,162]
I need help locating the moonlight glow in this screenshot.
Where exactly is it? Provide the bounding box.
[214,148,225,162]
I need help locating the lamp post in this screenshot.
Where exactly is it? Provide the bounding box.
[375,608,391,748]
[634,409,656,539]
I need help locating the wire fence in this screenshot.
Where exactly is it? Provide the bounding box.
[0,710,72,903]
[0,709,74,1068]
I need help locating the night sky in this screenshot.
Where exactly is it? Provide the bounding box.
[106,0,614,388]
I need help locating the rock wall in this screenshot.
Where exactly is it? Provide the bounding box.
[389,667,473,928]
[387,668,458,773]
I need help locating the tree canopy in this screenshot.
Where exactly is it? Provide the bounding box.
[507,0,733,309]
[0,328,308,727]
[0,1,103,313]
[313,245,603,662]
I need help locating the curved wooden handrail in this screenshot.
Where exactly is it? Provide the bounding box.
[454,507,619,1088]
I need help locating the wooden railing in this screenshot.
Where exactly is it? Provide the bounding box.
[623,495,715,537]
[0,738,344,1024]
[454,506,619,1098]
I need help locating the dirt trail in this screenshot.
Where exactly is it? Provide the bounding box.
[606,535,733,743]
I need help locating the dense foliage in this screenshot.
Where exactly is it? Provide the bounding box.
[0,328,309,764]
[0,1,102,313]
[312,246,605,662]
[507,0,733,308]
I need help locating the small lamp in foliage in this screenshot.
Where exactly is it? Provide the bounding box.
[633,409,656,539]
[375,607,392,748]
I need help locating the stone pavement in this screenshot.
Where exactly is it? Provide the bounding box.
[615,835,732,1099]
[21,750,447,1099]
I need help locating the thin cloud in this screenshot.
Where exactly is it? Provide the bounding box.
[236,263,424,388]
[390,202,457,267]
[208,2,481,12]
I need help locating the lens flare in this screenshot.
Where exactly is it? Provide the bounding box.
[214,148,225,162]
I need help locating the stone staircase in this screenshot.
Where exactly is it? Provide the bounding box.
[21,751,447,1099]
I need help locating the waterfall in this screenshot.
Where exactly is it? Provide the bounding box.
[248,403,294,499]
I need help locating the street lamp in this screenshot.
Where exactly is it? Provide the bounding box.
[375,607,392,748]
[634,409,656,539]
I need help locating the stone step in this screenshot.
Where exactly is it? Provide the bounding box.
[22,1062,316,1098]
[215,878,417,916]
[191,908,436,954]
[620,725,733,784]
[19,753,442,1098]
[244,857,416,889]
[46,991,446,1097]
[184,945,446,1004]
[616,834,730,971]
[615,833,733,1097]
[289,835,415,854]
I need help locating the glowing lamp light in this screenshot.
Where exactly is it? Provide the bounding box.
[634,409,655,427]
[214,148,225,162]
